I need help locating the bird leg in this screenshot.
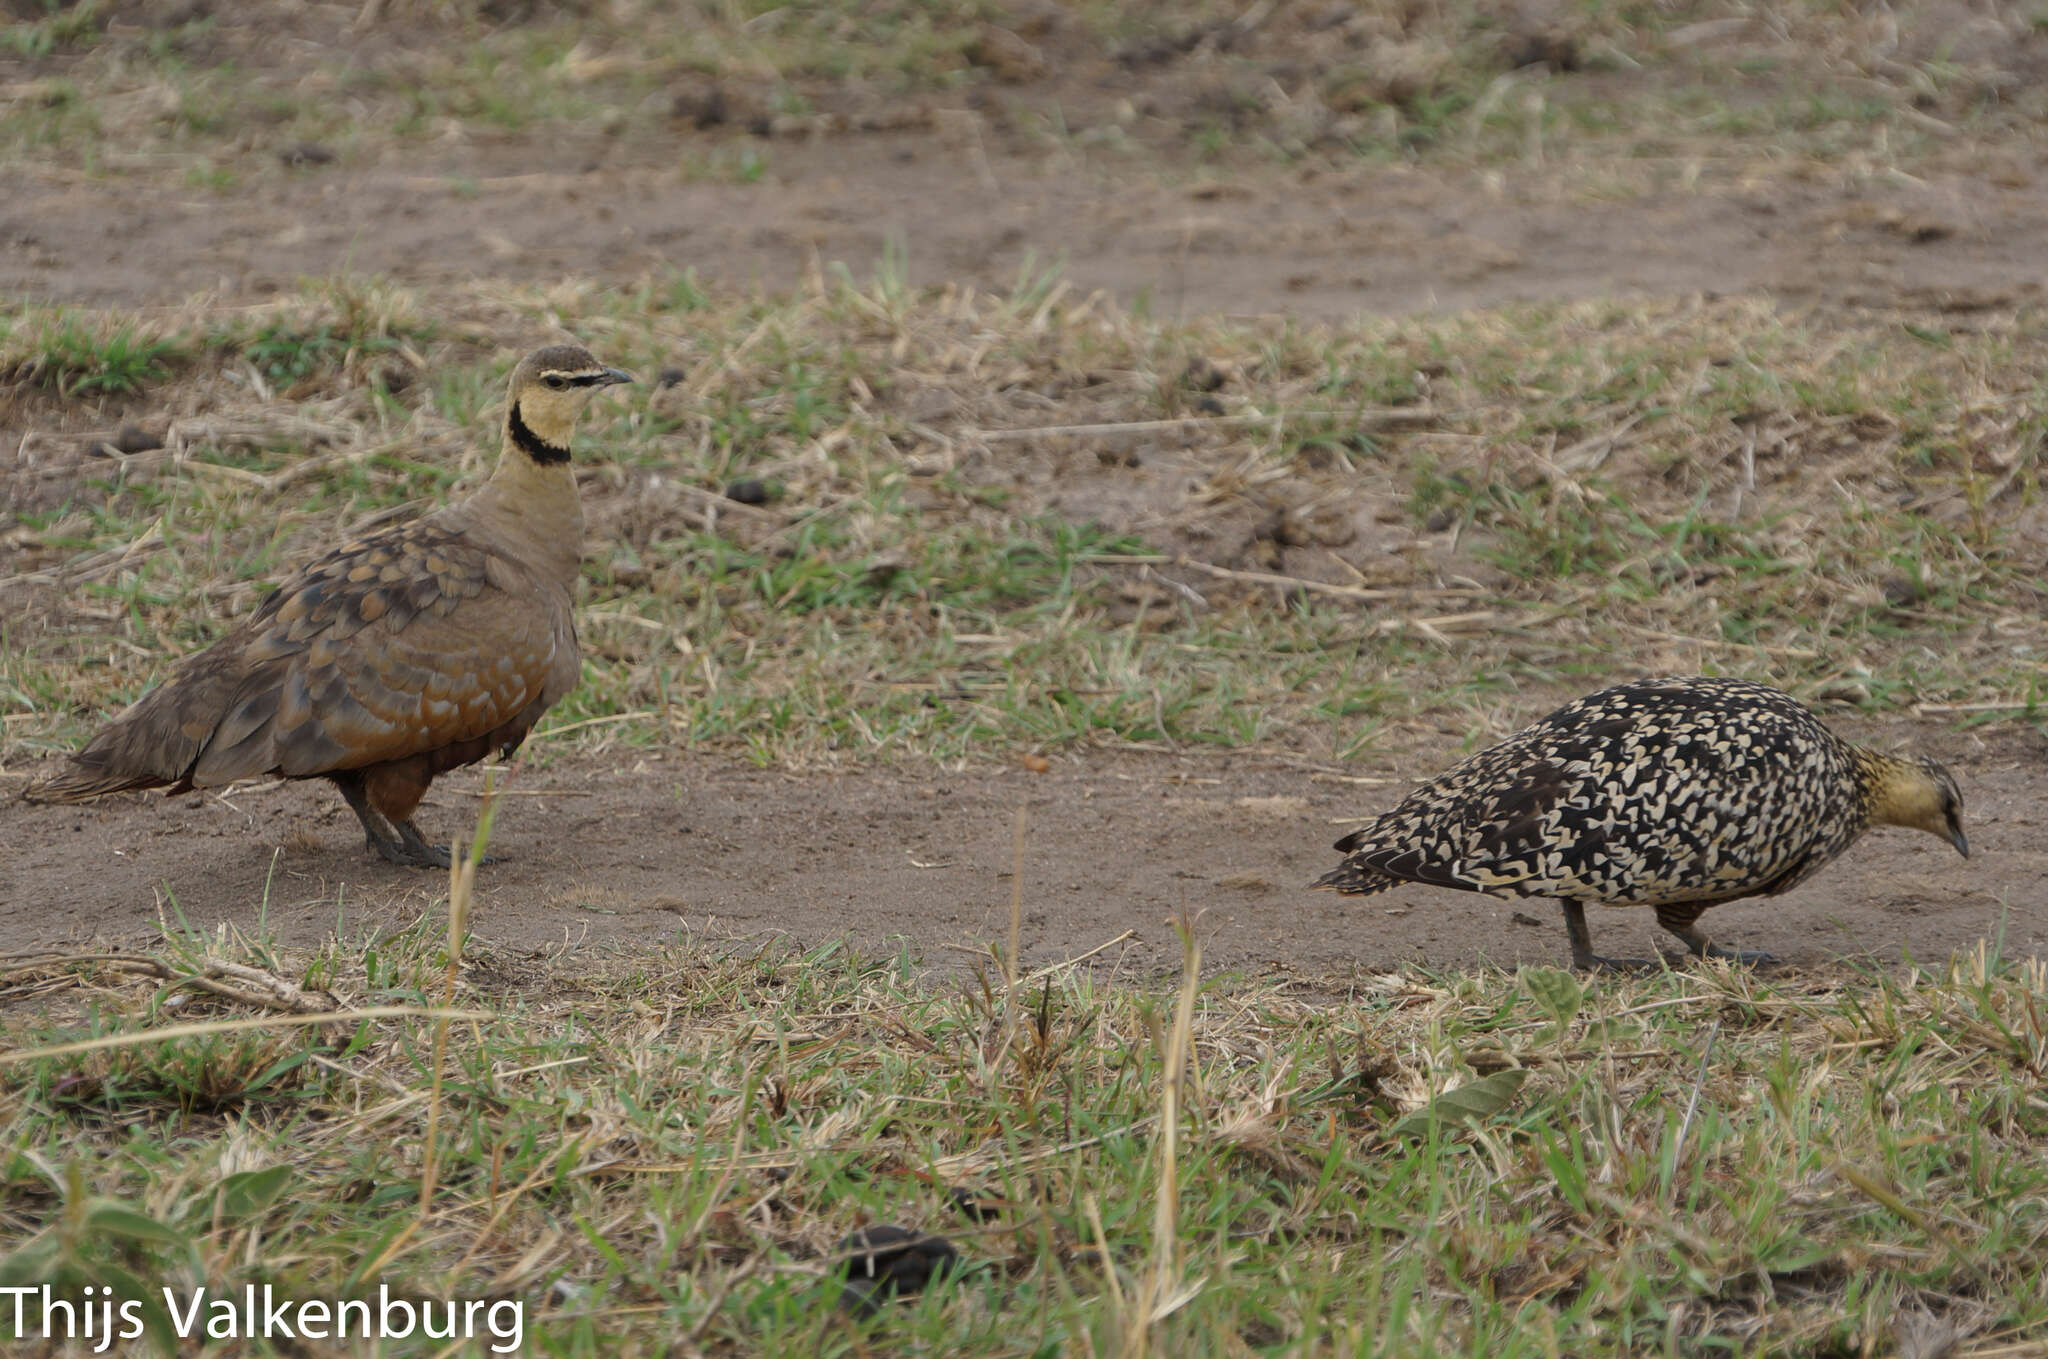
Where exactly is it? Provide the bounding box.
[389,818,457,870]
[331,774,479,869]
[1560,901,1659,973]
[1656,906,1776,967]
[332,773,427,866]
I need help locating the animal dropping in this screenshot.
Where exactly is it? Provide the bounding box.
[1315,677,1969,970]
[28,345,633,869]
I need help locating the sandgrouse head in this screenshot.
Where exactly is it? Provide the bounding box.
[505,344,633,462]
[1885,753,1968,857]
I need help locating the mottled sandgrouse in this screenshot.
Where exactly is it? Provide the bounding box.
[1314,676,1968,970]
[28,344,632,868]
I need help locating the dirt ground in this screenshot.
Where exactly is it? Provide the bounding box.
[9,134,2048,322]
[8,5,2048,979]
[8,2,2048,319]
[4,719,2038,980]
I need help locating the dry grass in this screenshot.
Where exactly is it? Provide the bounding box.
[5,272,2045,779]
[1,891,2045,1354]
[7,10,2048,1347]
[6,0,2045,190]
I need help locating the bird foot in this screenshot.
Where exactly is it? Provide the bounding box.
[1571,952,1663,975]
[1665,923,1777,968]
[364,822,496,870]
[367,834,454,870]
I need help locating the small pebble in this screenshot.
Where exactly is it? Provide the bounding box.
[1182,356,1229,392]
[278,142,337,168]
[105,423,162,455]
[1881,575,1926,608]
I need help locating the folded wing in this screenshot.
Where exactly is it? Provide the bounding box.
[31,523,571,800]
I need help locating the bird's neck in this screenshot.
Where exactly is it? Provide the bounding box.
[1849,747,1918,831]
[507,399,572,466]
[465,421,585,586]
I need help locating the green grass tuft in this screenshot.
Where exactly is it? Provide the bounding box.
[4,312,184,398]
[8,274,2046,772]
[2,918,2044,1354]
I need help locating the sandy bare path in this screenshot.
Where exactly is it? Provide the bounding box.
[5,733,2037,980]
[8,139,2044,320]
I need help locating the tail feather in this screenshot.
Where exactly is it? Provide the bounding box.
[25,754,174,803]
[25,665,239,803]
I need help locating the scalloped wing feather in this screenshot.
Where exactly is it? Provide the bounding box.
[30,520,575,800]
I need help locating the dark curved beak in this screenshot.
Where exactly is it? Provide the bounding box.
[1948,825,1970,858]
[599,367,635,387]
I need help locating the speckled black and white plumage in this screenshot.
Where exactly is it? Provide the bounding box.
[1315,676,1969,969]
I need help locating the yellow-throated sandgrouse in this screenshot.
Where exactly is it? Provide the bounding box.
[28,344,632,868]
[1314,676,1968,970]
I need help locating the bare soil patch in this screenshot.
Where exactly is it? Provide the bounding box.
[7,2,2047,978]
[8,136,2048,321]
[8,0,2048,318]
[6,722,2038,980]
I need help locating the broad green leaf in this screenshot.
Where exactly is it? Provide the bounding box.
[84,1202,191,1249]
[0,1237,60,1286]
[216,1165,293,1220]
[1389,1069,1531,1139]
[1578,1018,1644,1044]
[89,1262,181,1359]
[1522,967,1584,1028]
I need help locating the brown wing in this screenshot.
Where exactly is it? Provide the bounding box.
[31,521,575,799]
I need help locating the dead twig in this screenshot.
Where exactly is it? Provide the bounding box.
[1173,556,1486,604]
[0,1006,486,1066]
[964,408,1442,443]
[1625,625,1821,660]
[0,953,339,1014]
[1369,610,1499,646]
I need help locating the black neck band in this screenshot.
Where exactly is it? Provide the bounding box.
[508,402,571,465]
